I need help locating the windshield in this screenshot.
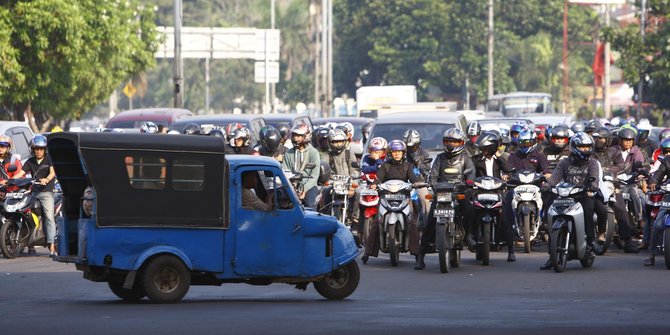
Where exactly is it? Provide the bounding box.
[107,120,169,129]
[502,96,551,116]
[370,123,455,150]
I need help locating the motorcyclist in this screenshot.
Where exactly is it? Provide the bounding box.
[255,125,285,162]
[226,127,255,155]
[322,128,359,223]
[584,119,604,136]
[465,121,481,156]
[13,135,57,256]
[508,122,525,154]
[570,122,585,134]
[362,140,422,265]
[540,132,599,270]
[314,126,331,161]
[591,127,639,253]
[415,128,475,270]
[282,124,320,208]
[542,124,571,170]
[403,129,431,224]
[645,139,670,265]
[0,135,22,189]
[276,123,291,147]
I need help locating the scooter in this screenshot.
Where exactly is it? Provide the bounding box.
[595,174,620,255]
[649,181,670,270]
[509,170,544,253]
[432,181,466,273]
[546,181,596,273]
[470,176,506,265]
[376,179,425,266]
[0,177,63,259]
[358,173,379,248]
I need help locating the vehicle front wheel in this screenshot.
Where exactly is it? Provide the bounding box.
[481,222,491,266]
[549,225,569,273]
[108,280,146,302]
[388,226,399,267]
[664,228,670,270]
[436,223,449,273]
[314,261,360,300]
[141,255,191,303]
[1,221,28,259]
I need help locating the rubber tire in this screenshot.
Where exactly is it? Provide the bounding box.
[664,228,670,270]
[481,222,491,266]
[108,280,146,302]
[595,211,616,256]
[580,249,595,268]
[436,224,449,273]
[1,221,28,259]
[523,214,532,253]
[388,226,399,267]
[333,204,343,224]
[142,255,190,303]
[549,226,569,273]
[314,261,360,300]
[361,217,372,248]
[449,249,461,268]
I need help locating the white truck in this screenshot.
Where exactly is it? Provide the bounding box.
[356,85,417,118]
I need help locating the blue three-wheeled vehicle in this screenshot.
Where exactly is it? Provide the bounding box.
[49,132,360,303]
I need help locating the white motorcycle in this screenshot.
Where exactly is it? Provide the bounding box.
[510,170,544,253]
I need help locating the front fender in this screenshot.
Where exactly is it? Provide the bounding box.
[131,246,194,271]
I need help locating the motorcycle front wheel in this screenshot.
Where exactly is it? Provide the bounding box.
[1,220,29,259]
[388,226,399,267]
[595,210,616,256]
[436,223,450,273]
[549,225,569,273]
[664,227,670,270]
[523,214,532,253]
[481,222,491,266]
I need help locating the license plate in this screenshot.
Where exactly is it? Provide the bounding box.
[385,194,405,201]
[361,189,377,196]
[477,193,499,202]
[661,202,670,209]
[553,198,575,206]
[434,209,455,218]
[5,192,24,199]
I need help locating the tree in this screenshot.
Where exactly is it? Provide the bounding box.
[0,0,159,131]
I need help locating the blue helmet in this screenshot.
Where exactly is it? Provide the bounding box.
[517,128,537,154]
[570,132,594,160]
[30,134,47,149]
[510,122,526,144]
[660,138,670,158]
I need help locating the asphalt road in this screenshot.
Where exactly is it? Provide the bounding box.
[1,246,668,335]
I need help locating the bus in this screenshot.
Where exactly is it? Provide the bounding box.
[486,92,554,117]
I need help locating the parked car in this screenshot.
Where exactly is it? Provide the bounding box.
[262,114,313,132]
[368,112,467,158]
[48,132,360,303]
[0,121,35,161]
[169,114,267,142]
[312,117,374,158]
[105,108,193,131]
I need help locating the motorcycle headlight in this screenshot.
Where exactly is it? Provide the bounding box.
[436,193,452,202]
[519,173,535,184]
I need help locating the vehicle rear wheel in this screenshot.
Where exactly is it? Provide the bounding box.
[1,220,28,259]
[481,222,491,266]
[142,255,190,303]
[449,249,461,268]
[523,214,532,253]
[549,225,569,273]
[388,227,399,267]
[596,211,616,256]
[108,280,146,302]
[436,224,449,273]
[314,261,360,300]
[664,228,670,270]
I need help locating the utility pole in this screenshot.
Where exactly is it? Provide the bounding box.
[487,0,494,99]
[604,4,611,119]
[562,0,569,113]
[270,0,276,113]
[638,0,646,119]
[173,0,183,108]
[320,0,328,116]
[327,0,333,117]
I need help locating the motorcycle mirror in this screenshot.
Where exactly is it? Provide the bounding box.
[7,165,17,173]
[351,161,360,169]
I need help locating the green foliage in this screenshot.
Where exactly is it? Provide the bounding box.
[0,0,158,129]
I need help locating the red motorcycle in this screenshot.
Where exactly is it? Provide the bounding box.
[358,173,379,247]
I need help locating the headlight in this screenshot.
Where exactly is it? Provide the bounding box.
[436,193,452,202]
[557,187,571,197]
[519,173,535,184]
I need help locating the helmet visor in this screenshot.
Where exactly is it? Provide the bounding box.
[519,139,535,148]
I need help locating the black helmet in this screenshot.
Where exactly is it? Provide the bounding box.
[259,125,282,153]
[549,124,570,149]
[584,119,603,134]
[570,122,585,133]
[618,127,637,143]
[183,123,202,135]
[475,131,500,156]
[276,123,291,140]
[591,127,612,150]
[208,128,225,138]
[569,132,594,160]
[402,129,421,147]
[314,126,330,151]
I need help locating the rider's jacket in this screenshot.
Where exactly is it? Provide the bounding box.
[542,145,570,170]
[471,153,510,178]
[429,152,476,183]
[406,147,431,179]
[361,154,385,174]
[615,145,645,174]
[328,149,357,177]
[650,155,670,185]
[507,149,551,174]
[464,141,479,157]
[592,147,624,175]
[376,159,420,184]
[637,139,657,164]
[226,144,255,155]
[547,155,600,191]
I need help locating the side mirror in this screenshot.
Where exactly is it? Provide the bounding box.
[351,161,360,169]
[7,165,17,173]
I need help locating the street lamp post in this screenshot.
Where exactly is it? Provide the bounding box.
[173,0,183,108]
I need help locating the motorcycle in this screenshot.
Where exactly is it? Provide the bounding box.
[358,173,379,248]
[0,177,63,259]
[509,170,544,253]
[649,182,670,270]
[616,172,642,237]
[546,181,596,272]
[376,179,425,266]
[432,181,466,273]
[470,176,506,265]
[595,173,621,255]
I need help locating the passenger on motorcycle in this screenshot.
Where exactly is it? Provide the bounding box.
[645,141,670,266]
[313,126,331,161]
[592,127,639,253]
[324,128,360,222]
[543,124,571,170]
[361,137,388,175]
[282,124,321,208]
[362,122,373,145]
[403,129,431,226]
[508,122,526,154]
[473,130,516,261]
[502,128,551,261]
[255,125,286,162]
[13,135,57,256]
[465,121,481,156]
[339,122,355,150]
[636,119,656,162]
[414,128,476,270]
[616,127,647,234]
[540,132,599,270]
[226,127,255,155]
[362,140,422,264]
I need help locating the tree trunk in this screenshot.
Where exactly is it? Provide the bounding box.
[24,104,40,133]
